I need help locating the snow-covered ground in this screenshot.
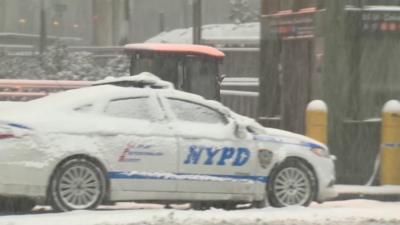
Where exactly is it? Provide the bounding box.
[1,200,400,225]
[146,22,259,45]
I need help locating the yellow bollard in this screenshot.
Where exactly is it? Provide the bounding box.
[380,100,400,185]
[306,100,328,144]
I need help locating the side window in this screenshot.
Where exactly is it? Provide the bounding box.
[105,97,150,120]
[167,98,228,124]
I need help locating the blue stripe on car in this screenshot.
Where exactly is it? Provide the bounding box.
[7,123,31,130]
[108,171,268,183]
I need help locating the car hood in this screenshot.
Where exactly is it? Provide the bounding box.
[231,112,327,150]
[259,127,328,150]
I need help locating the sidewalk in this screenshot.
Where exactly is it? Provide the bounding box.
[335,184,400,201]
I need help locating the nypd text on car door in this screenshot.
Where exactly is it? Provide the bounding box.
[160,94,259,195]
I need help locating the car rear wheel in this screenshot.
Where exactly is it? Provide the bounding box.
[49,158,106,212]
[267,158,316,207]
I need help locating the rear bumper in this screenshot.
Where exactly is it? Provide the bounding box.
[0,183,46,199]
[0,163,49,198]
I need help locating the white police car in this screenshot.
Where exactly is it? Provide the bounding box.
[0,73,336,212]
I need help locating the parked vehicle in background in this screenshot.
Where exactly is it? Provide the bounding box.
[125,43,225,100]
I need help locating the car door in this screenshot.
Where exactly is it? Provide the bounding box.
[160,95,258,194]
[100,92,178,193]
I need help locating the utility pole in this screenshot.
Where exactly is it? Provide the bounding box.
[258,0,281,128]
[39,0,47,58]
[92,0,113,46]
[192,0,202,44]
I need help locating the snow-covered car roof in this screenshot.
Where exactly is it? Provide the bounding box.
[92,72,174,89]
[19,73,230,114]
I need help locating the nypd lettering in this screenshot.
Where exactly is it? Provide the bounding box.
[184,145,250,166]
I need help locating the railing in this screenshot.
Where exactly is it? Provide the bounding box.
[220,77,259,119]
[0,79,91,98]
[0,78,261,120]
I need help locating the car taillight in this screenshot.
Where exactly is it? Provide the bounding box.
[0,133,14,139]
[0,126,14,139]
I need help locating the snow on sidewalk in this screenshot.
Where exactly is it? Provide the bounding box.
[336,184,400,195]
[0,200,400,225]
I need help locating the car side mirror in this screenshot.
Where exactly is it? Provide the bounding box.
[234,122,247,139]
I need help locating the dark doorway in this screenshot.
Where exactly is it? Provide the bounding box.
[281,39,313,134]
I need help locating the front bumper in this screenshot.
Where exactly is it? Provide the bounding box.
[315,155,338,201]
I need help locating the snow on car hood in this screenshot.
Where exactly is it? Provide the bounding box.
[260,127,327,150]
[231,112,327,150]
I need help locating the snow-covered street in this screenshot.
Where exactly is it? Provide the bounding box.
[0,199,399,225]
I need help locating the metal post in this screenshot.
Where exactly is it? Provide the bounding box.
[258,0,281,127]
[306,100,328,144]
[39,0,47,56]
[192,0,202,44]
[380,100,400,185]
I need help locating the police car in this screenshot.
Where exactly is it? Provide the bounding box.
[0,73,336,212]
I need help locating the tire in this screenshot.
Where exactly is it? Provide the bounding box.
[49,158,106,212]
[252,200,266,208]
[267,158,317,207]
[0,197,35,214]
[191,202,236,210]
[191,202,210,210]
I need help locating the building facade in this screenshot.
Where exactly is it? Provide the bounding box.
[0,0,260,46]
[259,0,400,184]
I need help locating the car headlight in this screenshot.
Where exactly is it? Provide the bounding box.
[311,147,330,158]
[258,149,273,168]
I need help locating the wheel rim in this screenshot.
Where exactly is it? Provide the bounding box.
[273,167,311,206]
[58,165,101,210]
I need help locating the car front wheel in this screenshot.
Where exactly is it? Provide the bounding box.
[267,158,316,207]
[49,158,106,212]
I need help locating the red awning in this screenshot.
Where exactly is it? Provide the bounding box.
[124,43,225,59]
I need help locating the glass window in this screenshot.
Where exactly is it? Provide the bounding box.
[105,97,150,120]
[167,98,228,124]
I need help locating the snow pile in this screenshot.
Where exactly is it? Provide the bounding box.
[146,22,259,44]
[382,100,400,113]
[307,100,328,112]
[336,184,400,195]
